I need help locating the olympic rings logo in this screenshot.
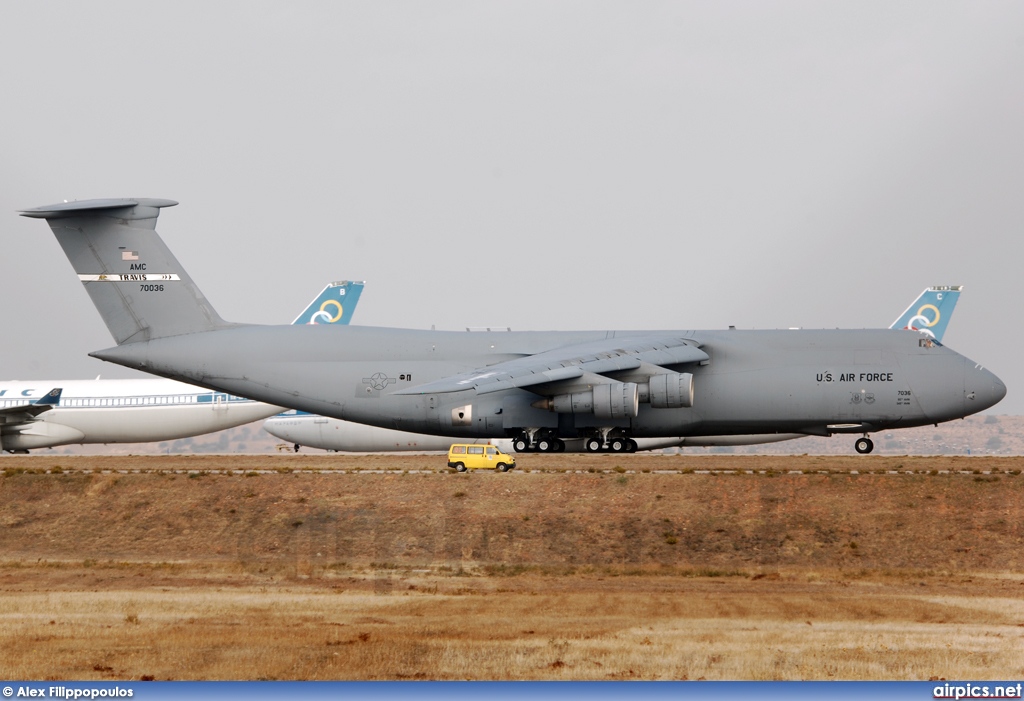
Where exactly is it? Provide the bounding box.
[309,299,344,324]
[906,303,940,338]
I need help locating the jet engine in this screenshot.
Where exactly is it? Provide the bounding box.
[1,421,85,451]
[539,382,640,419]
[643,372,694,409]
[533,373,693,418]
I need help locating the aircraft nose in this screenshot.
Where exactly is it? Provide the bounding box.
[262,418,290,439]
[966,364,1006,412]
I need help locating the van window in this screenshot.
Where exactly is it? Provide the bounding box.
[452,446,466,454]
[468,446,484,455]
[486,446,495,455]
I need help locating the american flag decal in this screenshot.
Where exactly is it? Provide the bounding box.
[122,251,139,261]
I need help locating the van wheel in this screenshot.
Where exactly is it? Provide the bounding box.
[453,462,466,472]
[496,463,508,472]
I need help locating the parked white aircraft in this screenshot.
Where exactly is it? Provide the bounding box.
[262,411,801,453]
[263,287,963,453]
[0,379,276,451]
[0,282,364,453]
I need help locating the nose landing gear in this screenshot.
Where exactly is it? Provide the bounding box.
[854,436,874,454]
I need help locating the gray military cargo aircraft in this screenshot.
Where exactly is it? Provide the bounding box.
[21,198,1006,455]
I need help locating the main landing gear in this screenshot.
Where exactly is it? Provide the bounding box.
[512,430,565,452]
[584,436,638,453]
[854,436,874,454]
[513,433,565,453]
[511,429,567,453]
[584,428,638,453]
[511,430,638,454]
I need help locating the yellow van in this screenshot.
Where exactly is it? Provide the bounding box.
[447,444,516,472]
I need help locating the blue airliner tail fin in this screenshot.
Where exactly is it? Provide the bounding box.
[0,388,63,421]
[291,281,365,325]
[33,388,63,406]
[890,286,962,341]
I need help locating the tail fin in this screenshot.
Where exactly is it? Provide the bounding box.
[291,281,365,325]
[0,388,62,421]
[20,199,228,344]
[890,286,962,341]
[33,388,63,407]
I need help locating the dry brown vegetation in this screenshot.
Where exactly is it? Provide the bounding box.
[1,454,1022,680]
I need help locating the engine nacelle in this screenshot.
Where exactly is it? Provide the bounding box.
[646,372,694,409]
[545,382,639,419]
[1,421,85,451]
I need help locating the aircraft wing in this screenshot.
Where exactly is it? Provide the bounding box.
[393,336,708,395]
[0,388,63,423]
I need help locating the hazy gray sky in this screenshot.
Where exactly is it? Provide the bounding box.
[2,2,1023,411]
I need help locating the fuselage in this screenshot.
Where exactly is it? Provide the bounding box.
[92,325,1006,441]
[0,378,281,451]
[264,411,491,452]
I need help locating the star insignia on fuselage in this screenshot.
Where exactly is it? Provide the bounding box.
[362,372,394,391]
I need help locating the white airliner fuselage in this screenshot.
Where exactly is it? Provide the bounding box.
[0,379,280,451]
[262,410,805,453]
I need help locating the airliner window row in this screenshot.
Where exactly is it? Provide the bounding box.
[0,394,254,409]
[62,395,198,407]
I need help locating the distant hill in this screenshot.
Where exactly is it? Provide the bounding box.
[16,413,1023,457]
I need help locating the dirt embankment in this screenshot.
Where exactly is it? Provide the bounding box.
[1,455,1022,573]
[2,455,1023,681]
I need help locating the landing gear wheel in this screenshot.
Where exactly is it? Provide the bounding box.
[627,439,638,453]
[513,438,530,453]
[536,438,552,452]
[294,444,301,453]
[454,462,467,472]
[609,438,626,453]
[854,437,874,454]
[553,439,565,453]
[585,438,603,453]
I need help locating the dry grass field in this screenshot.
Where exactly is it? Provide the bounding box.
[1,454,1022,680]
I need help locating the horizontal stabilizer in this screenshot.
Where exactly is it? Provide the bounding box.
[20,199,179,219]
